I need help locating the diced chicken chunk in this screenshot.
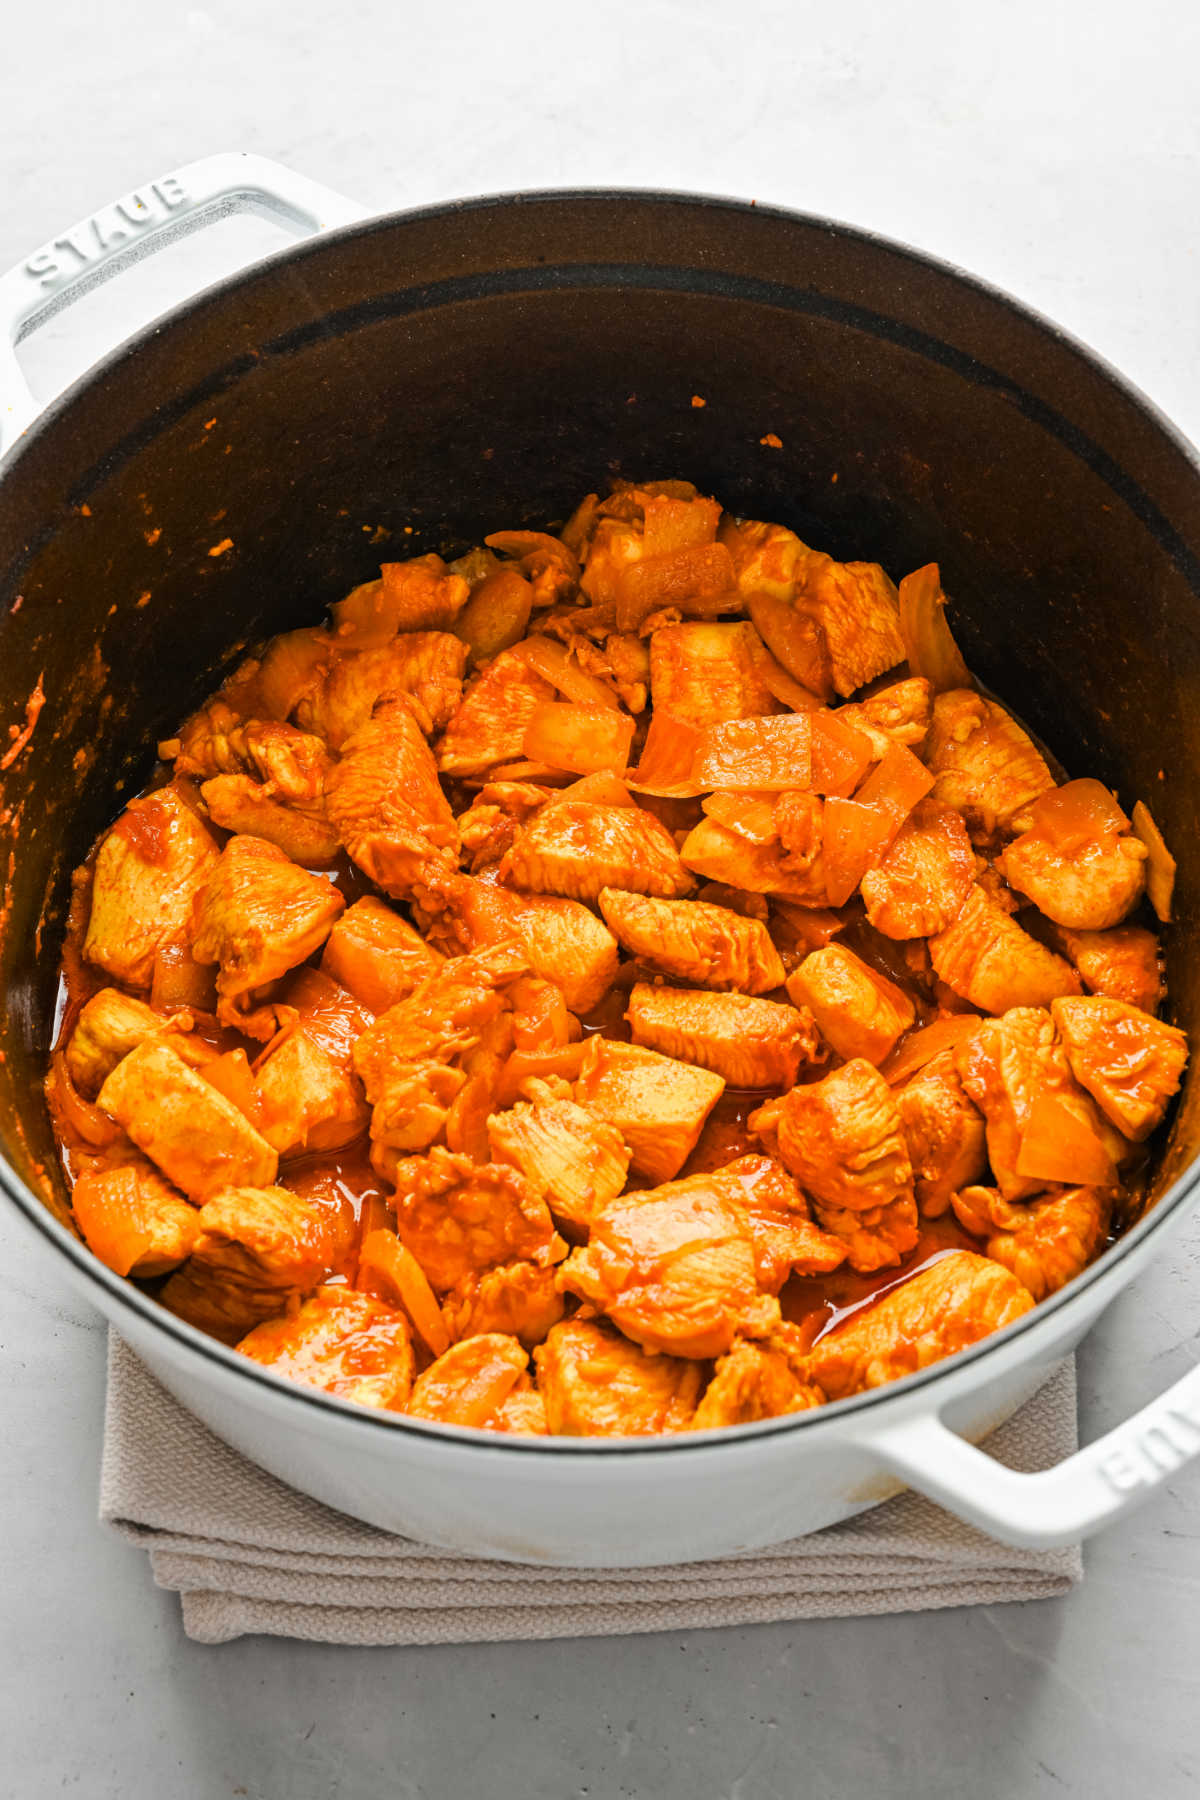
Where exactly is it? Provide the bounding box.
[390,1146,563,1292]
[836,677,933,758]
[649,622,778,726]
[298,633,467,747]
[161,1183,355,1341]
[239,626,332,722]
[441,1259,565,1348]
[627,983,821,1088]
[236,1286,415,1410]
[680,816,829,904]
[535,1318,703,1435]
[598,888,784,994]
[786,943,915,1064]
[952,1184,1113,1301]
[97,1038,277,1199]
[254,1018,369,1157]
[1049,923,1164,1014]
[896,1049,988,1217]
[191,835,344,1037]
[484,1381,549,1436]
[925,689,1055,844]
[574,1037,724,1183]
[426,872,619,1014]
[557,1173,767,1359]
[488,1097,630,1235]
[928,884,1081,1013]
[66,988,176,1097]
[999,818,1147,931]
[352,943,527,1170]
[860,801,975,939]
[457,781,555,871]
[436,648,556,777]
[83,787,220,989]
[1051,995,1188,1142]
[501,800,693,902]
[325,700,460,902]
[806,1251,1034,1398]
[711,1154,847,1291]
[752,1060,917,1272]
[321,896,444,1014]
[71,1159,199,1277]
[693,1327,826,1429]
[955,1007,1123,1201]
[406,1333,530,1428]
[796,554,905,698]
[331,554,470,637]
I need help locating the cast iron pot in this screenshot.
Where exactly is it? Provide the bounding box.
[2,154,1199,1564]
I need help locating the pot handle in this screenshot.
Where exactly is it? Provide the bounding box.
[865,1359,1200,1547]
[0,151,367,456]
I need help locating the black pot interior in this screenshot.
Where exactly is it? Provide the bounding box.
[2,191,1199,1236]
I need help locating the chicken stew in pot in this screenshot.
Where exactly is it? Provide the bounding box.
[45,480,1187,1435]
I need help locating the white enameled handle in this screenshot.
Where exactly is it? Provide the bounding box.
[0,151,367,457]
[867,1360,1200,1547]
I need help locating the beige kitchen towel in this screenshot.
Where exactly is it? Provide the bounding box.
[101,1333,1083,1645]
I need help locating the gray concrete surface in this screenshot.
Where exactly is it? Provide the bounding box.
[4,2,1200,1794]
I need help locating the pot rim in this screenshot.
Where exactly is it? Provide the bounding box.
[3,182,1199,1456]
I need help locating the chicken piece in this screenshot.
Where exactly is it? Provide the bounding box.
[171,696,249,777]
[1048,923,1164,1015]
[795,554,905,698]
[1050,995,1188,1142]
[457,781,554,871]
[806,1251,1034,1398]
[711,1154,847,1291]
[161,1183,355,1342]
[195,716,340,863]
[752,1060,917,1272]
[574,1037,725,1183]
[406,1333,530,1428]
[351,943,527,1167]
[627,983,821,1088]
[487,1097,630,1235]
[860,801,976,940]
[952,1184,1113,1301]
[331,554,470,638]
[835,677,933,759]
[297,632,467,748]
[254,1016,369,1158]
[786,943,915,1064]
[70,1159,199,1278]
[680,816,829,904]
[928,884,1081,1013]
[955,1007,1123,1201]
[201,773,340,865]
[924,689,1056,844]
[598,888,785,995]
[97,1039,278,1200]
[557,1174,767,1359]
[500,800,694,902]
[390,1147,564,1292]
[248,625,334,721]
[65,988,178,1097]
[440,1259,565,1348]
[649,622,779,726]
[83,787,220,989]
[425,871,620,1014]
[436,648,557,777]
[999,821,1148,932]
[485,1380,549,1436]
[535,1318,703,1435]
[325,699,460,902]
[693,1329,826,1429]
[236,1286,415,1410]
[896,1049,988,1217]
[190,834,344,1037]
[320,896,444,1015]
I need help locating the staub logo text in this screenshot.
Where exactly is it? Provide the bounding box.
[23,176,190,291]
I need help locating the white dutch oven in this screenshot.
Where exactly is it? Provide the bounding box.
[2,156,1199,1564]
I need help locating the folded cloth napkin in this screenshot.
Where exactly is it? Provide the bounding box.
[101,1333,1083,1645]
